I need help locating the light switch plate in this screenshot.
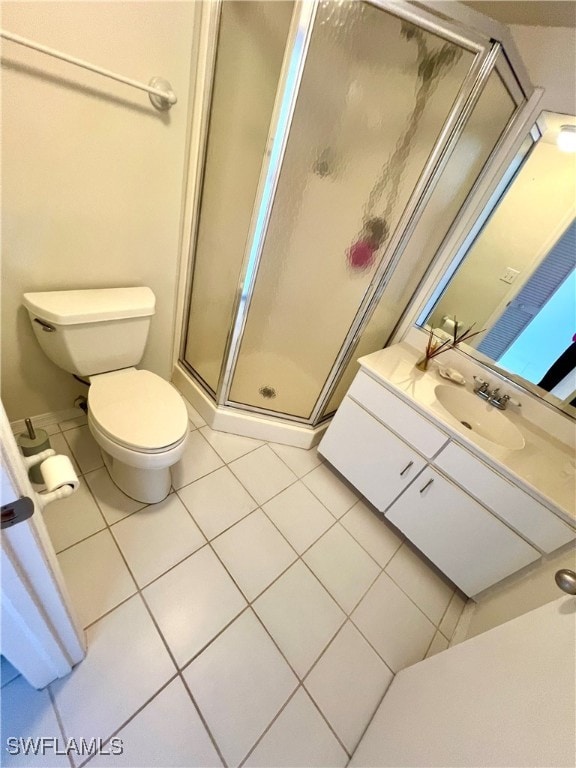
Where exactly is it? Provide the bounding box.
[500,267,520,284]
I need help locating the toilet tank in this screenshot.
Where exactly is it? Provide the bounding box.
[23,287,156,376]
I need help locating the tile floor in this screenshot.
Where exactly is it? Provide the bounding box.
[3,404,466,768]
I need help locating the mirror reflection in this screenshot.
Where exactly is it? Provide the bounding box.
[419,111,576,415]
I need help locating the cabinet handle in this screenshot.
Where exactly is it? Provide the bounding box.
[419,478,434,494]
[399,461,414,476]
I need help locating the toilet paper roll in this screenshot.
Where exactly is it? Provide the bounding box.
[39,455,80,492]
[441,316,457,335]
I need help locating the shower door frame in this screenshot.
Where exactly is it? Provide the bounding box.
[177,0,534,428]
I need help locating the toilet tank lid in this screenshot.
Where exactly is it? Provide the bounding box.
[23,287,155,325]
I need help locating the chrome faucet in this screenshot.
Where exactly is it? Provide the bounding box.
[473,376,491,400]
[472,377,521,410]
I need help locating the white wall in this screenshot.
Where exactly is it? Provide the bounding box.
[510,25,576,114]
[1,2,196,421]
[465,544,576,639]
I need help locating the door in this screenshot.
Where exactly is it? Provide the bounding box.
[319,398,425,511]
[385,467,540,595]
[1,401,85,688]
[350,595,576,767]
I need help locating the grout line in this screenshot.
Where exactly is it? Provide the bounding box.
[90,520,229,768]
[46,685,75,768]
[75,675,180,768]
[48,431,462,765]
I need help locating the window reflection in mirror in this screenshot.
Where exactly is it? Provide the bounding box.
[418,111,576,415]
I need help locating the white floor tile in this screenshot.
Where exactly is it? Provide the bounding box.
[253,561,345,678]
[88,679,222,767]
[244,688,348,768]
[199,425,263,463]
[47,432,80,475]
[183,610,298,767]
[1,676,69,767]
[439,590,467,640]
[43,481,106,553]
[51,596,176,747]
[143,547,246,667]
[57,530,136,627]
[172,430,224,490]
[111,495,206,587]
[305,622,393,753]
[84,467,146,525]
[177,466,257,540]
[211,510,297,601]
[426,630,450,658]
[303,526,380,613]
[63,425,103,473]
[385,543,454,625]
[1,656,20,688]
[269,443,323,478]
[301,464,358,518]
[340,500,402,568]
[228,446,297,505]
[352,572,436,672]
[263,482,335,555]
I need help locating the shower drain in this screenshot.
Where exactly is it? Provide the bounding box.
[259,386,277,399]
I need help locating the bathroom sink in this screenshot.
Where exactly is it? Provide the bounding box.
[434,385,525,451]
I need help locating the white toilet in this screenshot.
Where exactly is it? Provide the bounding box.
[23,287,189,504]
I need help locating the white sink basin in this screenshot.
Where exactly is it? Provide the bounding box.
[434,385,525,451]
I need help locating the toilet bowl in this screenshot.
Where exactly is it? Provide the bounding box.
[87,368,189,503]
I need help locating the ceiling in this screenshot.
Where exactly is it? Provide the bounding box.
[462,1,576,28]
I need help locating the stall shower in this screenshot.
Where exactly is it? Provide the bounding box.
[179,0,525,438]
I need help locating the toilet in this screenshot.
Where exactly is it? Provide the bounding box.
[23,287,189,504]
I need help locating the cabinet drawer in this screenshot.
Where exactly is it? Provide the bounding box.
[348,371,448,458]
[435,443,575,553]
[319,398,426,512]
[386,468,540,596]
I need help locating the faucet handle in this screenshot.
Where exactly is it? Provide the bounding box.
[473,375,489,393]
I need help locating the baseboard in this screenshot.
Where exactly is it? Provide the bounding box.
[10,407,85,436]
[172,363,329,449]
[449,599,476,646]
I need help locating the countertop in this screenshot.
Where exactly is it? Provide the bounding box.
[357,344,576,526]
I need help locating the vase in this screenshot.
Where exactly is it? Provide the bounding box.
[414,356,430,372]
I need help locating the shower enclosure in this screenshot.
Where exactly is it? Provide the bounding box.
[176,0,531,445]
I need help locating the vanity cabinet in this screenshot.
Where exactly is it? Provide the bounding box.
[385,467,540,596]
[319,365,575,597]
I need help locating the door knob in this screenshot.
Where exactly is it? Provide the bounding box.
[554,569,576,595]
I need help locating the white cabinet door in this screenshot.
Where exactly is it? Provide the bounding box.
[385,468,540,595]
[319,398,425,511]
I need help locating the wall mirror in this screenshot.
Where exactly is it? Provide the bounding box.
[417,110,576,418]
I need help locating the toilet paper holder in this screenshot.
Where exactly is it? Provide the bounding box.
[23,449,79,510]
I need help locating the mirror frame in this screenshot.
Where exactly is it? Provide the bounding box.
[392,95,576,420]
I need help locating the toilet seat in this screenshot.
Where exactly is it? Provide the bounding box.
[88,368,189,453]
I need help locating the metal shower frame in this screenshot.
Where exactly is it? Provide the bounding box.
[178,0,534,427]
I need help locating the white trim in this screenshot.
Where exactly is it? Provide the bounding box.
[1,401,85,689]
[449,598,476,646]
[172,363,328,449]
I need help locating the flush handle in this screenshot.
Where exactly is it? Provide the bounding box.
[34,318,56,333]
[419,478,434,494]
[400,461,414,476]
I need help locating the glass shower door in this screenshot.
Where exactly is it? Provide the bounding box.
[226,1,479,419]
